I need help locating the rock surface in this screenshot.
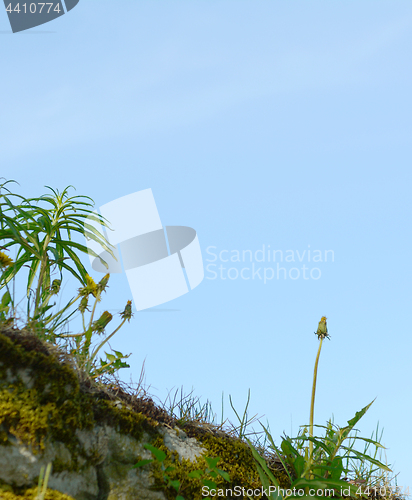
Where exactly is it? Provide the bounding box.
[0,327,281,499]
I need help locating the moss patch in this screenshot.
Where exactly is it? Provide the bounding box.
[0,327,291,499]
[144,430,290,500]
[0,328,158,488]
[0,487,75,499]
[0,386,57,449]
[0,329,157,439]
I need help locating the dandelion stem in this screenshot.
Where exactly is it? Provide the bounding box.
[88,294,100,330]
[309,336,324,463]
[90,318,127,363]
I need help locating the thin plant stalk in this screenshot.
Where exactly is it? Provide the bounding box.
[90,317,127,364]
[309,336,324,461]
[309,316,329,472]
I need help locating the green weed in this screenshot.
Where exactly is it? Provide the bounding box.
[131,444,230,500]
[0,179,132,381]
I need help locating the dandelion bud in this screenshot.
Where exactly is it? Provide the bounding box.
[315,316,329,339]
[50,279,61,295]
[97,274,110,294]
[120,300,133,322]
[92,311,113,333]
[78,296,89,314]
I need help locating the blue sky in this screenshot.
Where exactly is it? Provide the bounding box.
[1,0,412,491]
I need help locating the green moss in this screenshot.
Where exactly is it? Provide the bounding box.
[0,329,289,499]
[0,331,91,468]
[147,435,208,500]
[0,330,158,489]
[0,486,75,499]
[143,431,289,500]
[93,398,150,442]
[199,434,263,490]
[0,386,57,450]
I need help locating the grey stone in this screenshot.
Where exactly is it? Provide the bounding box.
[160,426,207,462]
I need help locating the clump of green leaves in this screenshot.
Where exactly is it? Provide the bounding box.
[244,317,392,500]
[345,421,388,486]
[0,179,112,330]
[131,444,230,500]
[247,402,390,500]
[0,179,132,381]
